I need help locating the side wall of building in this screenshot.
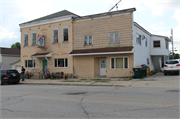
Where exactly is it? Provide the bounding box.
[1,56,20,69]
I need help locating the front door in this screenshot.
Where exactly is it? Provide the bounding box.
[100,58,106,76]
[42,59,47,74]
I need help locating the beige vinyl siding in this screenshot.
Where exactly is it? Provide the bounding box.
[73,14,133,50]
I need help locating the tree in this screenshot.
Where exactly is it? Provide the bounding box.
[11,42,21,49]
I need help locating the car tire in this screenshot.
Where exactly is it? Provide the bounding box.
[1,81,3,85]
[164,72,167,75]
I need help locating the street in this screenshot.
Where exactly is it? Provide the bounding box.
[1,84,180,119]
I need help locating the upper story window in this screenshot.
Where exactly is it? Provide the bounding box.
[23,32,28,46]
[52,27,58,43]
[145,37,148,47]
[166,41,168,49]
[54,58,68,68]
[136,34,141,45]
[111,57,128,69]
[31,31,36,46]
[25,60,35,68]
[154,41,160,48]
[109,32,119,44]
[62,26,69,42]
[84,35,93,46]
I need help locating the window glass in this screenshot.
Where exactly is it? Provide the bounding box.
[53,30,58,43]
[54,58,68,68]
[111,58,114,69]
[136,34,141,45]
[116,58,123,68]
[154,41,160,47]
[24,34,28,46]
[167,61,179,64]
[84,35,93,45]
[63,28,68,42]
[25,60,35,68]
[109,32,119,44]
[32,33,36,45]
[124,57,128,68]
[58,59,64,67]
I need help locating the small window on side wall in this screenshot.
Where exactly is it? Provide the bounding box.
[31,31,36,46]
[109,32,119,44]
[154,41,160,48]
[24,32,28,46]
[62,26,69,42]
[84,35,93,46]
[52,27,58,43]
[136,34,141,45]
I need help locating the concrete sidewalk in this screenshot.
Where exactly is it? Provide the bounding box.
[20,73,180,88]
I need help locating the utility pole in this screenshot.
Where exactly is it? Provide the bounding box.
[171,29,174,59]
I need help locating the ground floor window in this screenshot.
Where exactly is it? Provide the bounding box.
[54,58,68,68]
[25,60,35,68]
[111,57,128,69]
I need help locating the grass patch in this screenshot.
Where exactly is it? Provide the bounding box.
[140,76,145,80]
[120,77,132,81]
[90,79,111,83]
[80,79,87,81]
[62,80,81,82]
[140,79,157,81]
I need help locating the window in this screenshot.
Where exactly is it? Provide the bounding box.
[84,35,93,45]
[147,58,149,65]
[24,32,28,46]
[109,32,119,44]
[52,27,58,43]
[25,60,35,68]
[54,58,68,68]
[145,38,148,47]
[166,41,168,49]
[62,26,69,42]
[136,34,141,45]
[31,31,36,46]
[154,41,160,48]
[111,57,129,69]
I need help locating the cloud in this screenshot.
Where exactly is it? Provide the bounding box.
[0,28,18,40]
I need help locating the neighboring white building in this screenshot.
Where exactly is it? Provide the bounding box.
[0,47,21,69]
[133,22,170,71]
[10,60,21,73]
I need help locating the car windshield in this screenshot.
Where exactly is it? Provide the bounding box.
[166,61,179,64]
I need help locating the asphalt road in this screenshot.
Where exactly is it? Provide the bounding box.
[1,84,180,119]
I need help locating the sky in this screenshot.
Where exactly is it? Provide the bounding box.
[0,0,179,53]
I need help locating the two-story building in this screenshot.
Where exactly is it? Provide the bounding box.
[19,8,170,78]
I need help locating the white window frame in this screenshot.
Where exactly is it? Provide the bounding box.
[109,32,119,44]
[25,60,35,68]
[153,40,161,48]
[54,58,68,68]
[62,26,69,42]
[52,27,58,43]
[23,32,28,46]
[110,57,129,69]
[145,37,148,47]
[31,31,36,46]
[84,35,93,46]
[136,33,141,45]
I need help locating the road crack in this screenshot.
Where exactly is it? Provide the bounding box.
[80,96,89,119]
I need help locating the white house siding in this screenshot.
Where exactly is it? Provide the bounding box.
[11,61,21,73]
[133,25,153,70]
[1,56,20,69]
[150,36,169,56]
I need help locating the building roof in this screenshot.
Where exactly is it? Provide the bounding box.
[20,10,79,25]
[73,8,136,21]
[69,47,133,56]
[0,47,20,56]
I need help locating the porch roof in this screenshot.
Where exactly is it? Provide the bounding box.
[69,47,133,56]
[31,52,52,58]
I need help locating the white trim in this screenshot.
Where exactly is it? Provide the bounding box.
[54,58,68,68]
[19,15,75,28]
[31,31,36,46]
[52,27,59,43]
[110,57,129,69]
[23,32,28,46]
[62,26,69,42]
[69,51,133,56]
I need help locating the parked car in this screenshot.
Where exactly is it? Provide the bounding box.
[164,59,180,75]
[0,69,21,85]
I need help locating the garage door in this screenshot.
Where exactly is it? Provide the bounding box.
[16,66,21,73]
